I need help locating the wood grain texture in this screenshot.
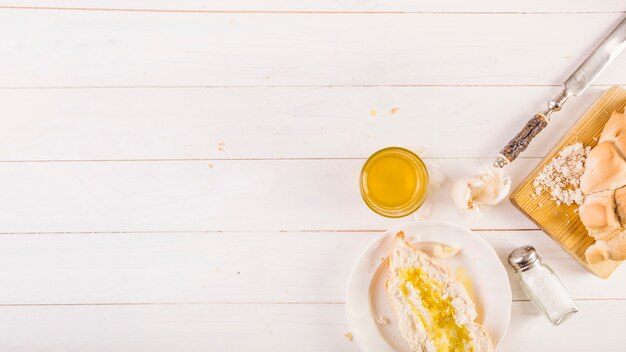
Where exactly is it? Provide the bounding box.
[3,2,626,350]
[2,12,626,87]
[0,301,624,352]
[0,86,607,160]
[0,231,624,305]
[511,87,626,278]
[0,303,359,352]
[0,158,540,233]
[500,300,626,351]
[0,0,624,13]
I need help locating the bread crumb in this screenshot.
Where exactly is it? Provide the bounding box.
[390,107,399,114]
[375,316,389,325]
[369,110,377,117]
[217,140,225,152]
[533,142,590,206]
[207,163,213,168]
[344,332,353,342]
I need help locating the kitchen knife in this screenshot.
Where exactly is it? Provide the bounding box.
[494,16,626,168]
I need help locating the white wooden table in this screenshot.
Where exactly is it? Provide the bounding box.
[1,1,626,351]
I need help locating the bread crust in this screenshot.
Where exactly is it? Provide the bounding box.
[579,110,626,264]
[385,232,494,352]
[580,141,626,194]
[600,111,626,156]
[578,190,620,241]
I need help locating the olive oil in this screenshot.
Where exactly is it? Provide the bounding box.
[456,266,477,308]
[360,147,429,217]
[400,267,473,351]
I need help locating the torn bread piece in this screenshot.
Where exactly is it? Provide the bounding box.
[580,141,626,195]
[614,186,626,227]
[585,232,626,264]
[579,110,626,264]
[599,110,626,155]
[578,190,620,241]
[386,232,493,352]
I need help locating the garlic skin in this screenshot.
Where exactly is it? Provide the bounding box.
[452,169,511,212]
[433,244,460,258]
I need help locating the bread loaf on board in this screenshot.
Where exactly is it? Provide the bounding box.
[579,110,626,264]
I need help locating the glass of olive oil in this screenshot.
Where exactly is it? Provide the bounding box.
[360,147,429,218]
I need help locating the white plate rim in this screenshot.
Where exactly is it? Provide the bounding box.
[345,220,512,352]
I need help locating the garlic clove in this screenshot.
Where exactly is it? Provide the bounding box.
[433,245,460,258]
[451,169,511,212]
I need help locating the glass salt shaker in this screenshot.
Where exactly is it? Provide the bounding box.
[508,246,578,325]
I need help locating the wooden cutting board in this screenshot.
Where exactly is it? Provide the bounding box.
[511,86,626,278]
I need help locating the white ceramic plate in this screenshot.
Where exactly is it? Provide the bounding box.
[346,220,511,351]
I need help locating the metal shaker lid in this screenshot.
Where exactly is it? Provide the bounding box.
[508,246,541,272]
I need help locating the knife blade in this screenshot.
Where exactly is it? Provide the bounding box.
[494,16,626,168]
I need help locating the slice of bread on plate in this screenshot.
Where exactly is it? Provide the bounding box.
[386,232,493,352]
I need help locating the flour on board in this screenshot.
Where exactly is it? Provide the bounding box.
[533,142,590,206]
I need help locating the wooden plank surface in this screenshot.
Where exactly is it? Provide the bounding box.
[2,1,626,350]
[0,158,540,232]
[511,87,626,278]
[0,231,624,305]
[0,86,609,160]
[1,12,626,87]
[1,0,624,13]
[0,301,624,352]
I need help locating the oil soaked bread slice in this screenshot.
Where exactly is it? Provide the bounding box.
[386,232,493,352]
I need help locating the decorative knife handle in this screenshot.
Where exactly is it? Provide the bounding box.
[492,17,626,168]
[494,113,549,168]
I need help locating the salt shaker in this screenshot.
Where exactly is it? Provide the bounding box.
[508,246,578,325]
